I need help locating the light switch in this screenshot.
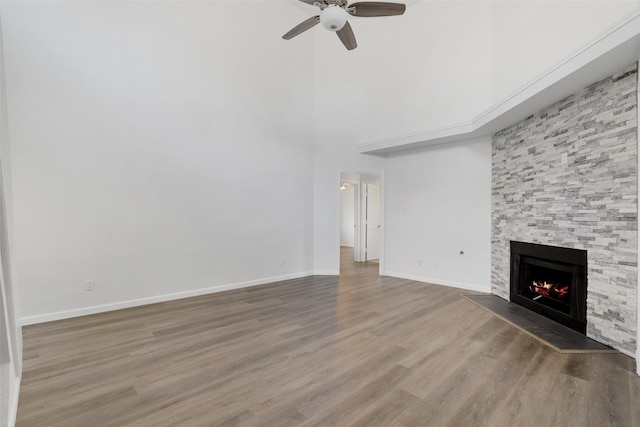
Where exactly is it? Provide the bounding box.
[561,153,568,164]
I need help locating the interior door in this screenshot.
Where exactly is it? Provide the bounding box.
[365,183,380,261]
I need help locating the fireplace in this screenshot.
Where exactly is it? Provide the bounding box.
[510,241,587,334]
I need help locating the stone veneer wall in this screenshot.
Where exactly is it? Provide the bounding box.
[491,63,638,355]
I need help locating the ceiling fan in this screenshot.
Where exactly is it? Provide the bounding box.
[282,0,406,51]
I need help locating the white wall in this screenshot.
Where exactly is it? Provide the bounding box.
[311,0,640,147]
[0,8,21,425]
[2,0,638,326]
[384,137,492,292]
[311,1,495,274]
[311,0,639,279]
[492,0,639,103]
[2,1,316,321]
[314,1,495,144]
[0,180,18,427]
[340,184,355,247]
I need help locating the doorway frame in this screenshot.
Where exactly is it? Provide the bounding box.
[337,169,385,275]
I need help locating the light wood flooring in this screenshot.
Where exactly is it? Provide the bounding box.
[16,247,640,426]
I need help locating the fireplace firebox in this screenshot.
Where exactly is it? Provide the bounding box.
[510,241,587,334]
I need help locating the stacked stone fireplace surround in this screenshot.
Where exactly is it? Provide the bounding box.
[491,63,638,356]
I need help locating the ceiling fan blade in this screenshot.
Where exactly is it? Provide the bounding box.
[349,2,406,17]
[282,16,321,40]
[336,21,357,50]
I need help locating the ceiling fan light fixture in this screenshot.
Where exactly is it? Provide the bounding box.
[320,5,348,32]
[283,0,406,50]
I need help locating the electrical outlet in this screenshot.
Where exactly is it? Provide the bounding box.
[85,279,95,291]
[417,259,423,266]
[280,258,286,266]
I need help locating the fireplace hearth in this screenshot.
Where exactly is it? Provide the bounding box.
[510,241,587,334]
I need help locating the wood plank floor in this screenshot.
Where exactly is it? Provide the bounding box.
[16,247,640,426]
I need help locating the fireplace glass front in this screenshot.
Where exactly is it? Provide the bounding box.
[510,241,587,334]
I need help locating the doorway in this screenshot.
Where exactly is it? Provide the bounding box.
[339,171,383,274]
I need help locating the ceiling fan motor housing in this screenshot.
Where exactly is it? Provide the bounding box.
[320,5,348,31]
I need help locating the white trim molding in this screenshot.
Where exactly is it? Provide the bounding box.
[312,270,339,276]
[360,8,640,155]
[382,271,490,294]
[8,376,20,427]
[21,272,315,325]
[637,48,640,374]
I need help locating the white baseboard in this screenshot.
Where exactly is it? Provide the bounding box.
[21,272,315,325]
[312,270,339,276]
[382,271,490,294]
